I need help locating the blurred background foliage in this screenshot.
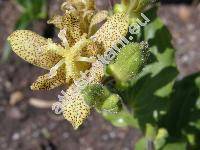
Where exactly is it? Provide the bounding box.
[15,0,47,29]
[1,0,47,62]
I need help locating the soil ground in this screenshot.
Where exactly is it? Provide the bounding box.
[0,1,199,150]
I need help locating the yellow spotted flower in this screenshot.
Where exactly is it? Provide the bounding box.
[7,0,130,129]
[61,11,129,129]
[8,30,96,90]
[62,61,104,129]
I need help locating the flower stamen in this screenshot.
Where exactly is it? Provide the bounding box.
[49,59,65,78]
[58,29,70,48]
[76,56,96,63]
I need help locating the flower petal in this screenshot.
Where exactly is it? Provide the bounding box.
[62,61,104,129]
[93,12,129,50]
[31,65,66,90]
[48,15,74,47]
[69,14,83,42]
[68,0,95,10]
[48,13,83,46]
[83,42,104,56]
[62,87,90,129]
[47,15,63,29]
[86,0,95,10]
[8,30,62,70]
[89,10,108,36]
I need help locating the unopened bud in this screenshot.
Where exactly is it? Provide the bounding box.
[107,43,147,86]
[82,84,110,107]
[101,94,122,113]
[82,84,122,113]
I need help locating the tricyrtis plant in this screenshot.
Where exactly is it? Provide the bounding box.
[8,0,130,129]
[8,0,200,149]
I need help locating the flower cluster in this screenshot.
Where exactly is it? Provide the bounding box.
[8,0,131,129]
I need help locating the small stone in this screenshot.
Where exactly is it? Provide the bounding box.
[32,131,40,138]
[4,81,12,91]
[123,147,130,150]
[178,6,191,22]
[62,132,69,139]
[12,133,20,141]
[102,134,109,140]
[9,91,24,106]
[0,106,4,112]
[41,128,51,139]
[109,131,116,139]
[7,107,24,120]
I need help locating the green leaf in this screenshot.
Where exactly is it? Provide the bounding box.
[104,7,179,132]
[154,128,169,150]
[118,7,178,130]
[162,142,187,150]
[102,5,200,150]
[146,123,157,140]
[135,138,147,150]
[16,0,47,20]
[103,110,139,128]
[15,13,31,29]
[142,7,176,76]
[135,137,155,150]
[162,73,200,137]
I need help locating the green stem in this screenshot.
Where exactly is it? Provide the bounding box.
[122,0,130,5]
[127,0,139,14]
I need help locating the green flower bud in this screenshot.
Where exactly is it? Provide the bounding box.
[101,94,122,113]
[135,0,151,13]
[82,84,123,114]
[82,84,110,107]
[113,0,150,26]
[113,3,127,14]
[127,0,150,13]
[107,43,146,85]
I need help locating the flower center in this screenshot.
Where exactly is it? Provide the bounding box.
[48,33,96,80]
